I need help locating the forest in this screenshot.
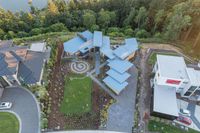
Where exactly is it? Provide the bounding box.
[0,0,199,42]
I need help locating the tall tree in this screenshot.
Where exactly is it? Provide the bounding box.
[47,0,59,15]
[164,2,192,40]
[135,7,148,28]
[83,10,96,29]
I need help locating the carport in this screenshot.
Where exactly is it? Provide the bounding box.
[152,85,179,120]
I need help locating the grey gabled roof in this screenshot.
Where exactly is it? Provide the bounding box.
[0,53,13,76]
[17,51,45,84]
[17,61,38,84]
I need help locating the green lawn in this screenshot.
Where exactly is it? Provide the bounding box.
[148,120,200,133]
[148,52,179,65]
[60,74,92,115]
[0,112,19,133]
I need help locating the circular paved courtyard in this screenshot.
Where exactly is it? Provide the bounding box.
[70,61,90,74]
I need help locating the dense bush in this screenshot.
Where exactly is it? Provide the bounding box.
[135,29,150,38]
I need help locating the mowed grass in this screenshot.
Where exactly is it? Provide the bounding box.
[0,112,19,133]
[60,74,92,115]
[148,120,199,133]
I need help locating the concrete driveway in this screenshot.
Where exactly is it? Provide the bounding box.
[106,65,138,133]
[0,86,40,133]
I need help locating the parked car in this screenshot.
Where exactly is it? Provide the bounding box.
[180,109,191,116]
[0,102,12,109]
[177,116,192,125]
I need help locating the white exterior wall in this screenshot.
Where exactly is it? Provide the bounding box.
[153,62,191,95]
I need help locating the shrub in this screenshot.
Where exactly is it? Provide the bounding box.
[154,32,162,38]
[46,23,68,32]
[0,29,5,39]
[107,27,120,33]
[17,31,29,38]
[30,28,43,36]
[123,28,134,37]
[91,25,100,31]
[135,29,150,38]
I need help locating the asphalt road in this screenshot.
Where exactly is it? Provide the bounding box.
[0,86,40,133]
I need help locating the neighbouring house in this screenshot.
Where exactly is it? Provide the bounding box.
[63,30,139,95]
[0,40,51,86]
[151,54,200,119]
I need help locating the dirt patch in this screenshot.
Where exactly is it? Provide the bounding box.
[46,44,112,131]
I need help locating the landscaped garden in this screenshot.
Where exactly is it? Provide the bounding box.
[60,74,92,115]
[148,120,199,133]
[0,112,19,133]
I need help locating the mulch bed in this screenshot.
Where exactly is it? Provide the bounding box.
[47,44,112,131]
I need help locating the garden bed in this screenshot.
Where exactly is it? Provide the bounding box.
[148,120,199,133]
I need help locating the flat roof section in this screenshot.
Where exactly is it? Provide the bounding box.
[157,55,188,80]
[30,42,46,52]
[186,68,200,86]
[103,76,128,94]
[106,69,130,84]
[153,85,179,117]
[108,58,133,74]
[93,31,103,47]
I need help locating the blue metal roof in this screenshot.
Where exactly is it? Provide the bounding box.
[113,46,129,59]
[64,30,93,54]
[93,31,103,47]
[113,38,138,59]
[103,76,128,94]
[124,38,138,51]
[64,37,84,54]
[79,40,93,53]
[100,36,115,59]
[108,58,133,74]
[106,69,130,83]
[78,30,93,41]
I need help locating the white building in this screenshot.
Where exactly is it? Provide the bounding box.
[151,55,200,119]
[153,55,200,97]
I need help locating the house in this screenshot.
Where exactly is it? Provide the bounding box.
[63,30,139,95]
[151,54,200,119]
[0,41,50,86]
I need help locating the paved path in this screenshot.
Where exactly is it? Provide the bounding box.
[106,65,138,133]
[89,75,117,100]
[0,86,40,133]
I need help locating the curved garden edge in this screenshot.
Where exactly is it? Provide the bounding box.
[0,110,22,133]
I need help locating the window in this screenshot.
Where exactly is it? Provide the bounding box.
[184,91,192,96]
[188,86,197,92]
